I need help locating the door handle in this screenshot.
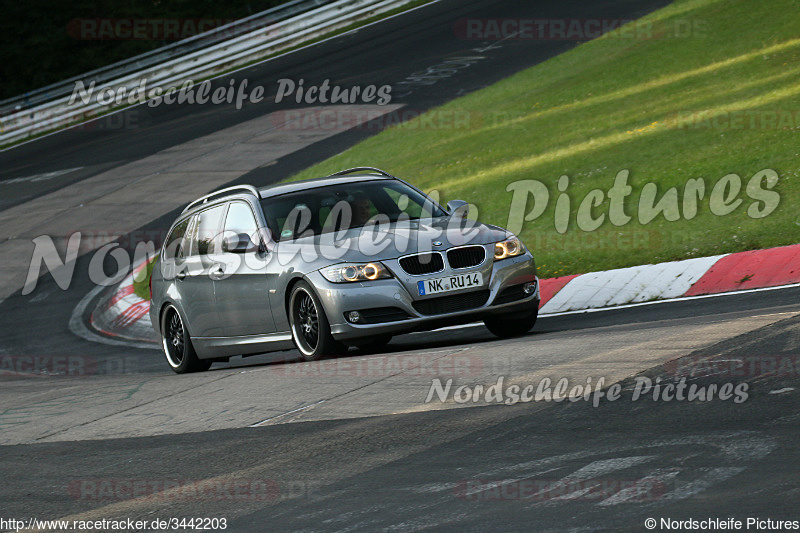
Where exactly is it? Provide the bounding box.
[175,271,186,281]
[212,266,225,279]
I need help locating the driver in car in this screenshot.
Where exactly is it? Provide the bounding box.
[349,193,373,228]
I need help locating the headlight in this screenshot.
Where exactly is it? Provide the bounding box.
[494,237,526,261]
[321,262,393,283]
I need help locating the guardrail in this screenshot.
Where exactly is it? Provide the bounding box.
[0,0,333,113]
[0,0,416,147]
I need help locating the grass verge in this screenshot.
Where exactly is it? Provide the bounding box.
[133,257,157,301]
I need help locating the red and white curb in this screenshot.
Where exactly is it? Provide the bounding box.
[539,243,800,314]
[89,259,158,344]
[83,243,800,346]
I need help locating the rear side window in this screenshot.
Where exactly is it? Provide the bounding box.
[163,218,190,260]
[191,204,226,256]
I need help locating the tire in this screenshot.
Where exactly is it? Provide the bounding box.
[352,334,392,352]
[484,308,538,338]
[161,305,212,374]
[289,281,345,361]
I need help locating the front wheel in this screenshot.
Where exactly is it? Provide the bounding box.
[484,308,538,338]
[289,281,344,361]
[161,305,212,374]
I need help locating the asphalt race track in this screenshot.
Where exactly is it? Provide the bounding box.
[2,0,800,531]
[3,291,800,531]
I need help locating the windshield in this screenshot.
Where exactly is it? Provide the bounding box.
[259,179,448,241]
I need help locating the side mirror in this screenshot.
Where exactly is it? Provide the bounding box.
[223,233,258,253]
[447,200,469,219]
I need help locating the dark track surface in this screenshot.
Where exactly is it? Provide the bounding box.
[2,301,799,531]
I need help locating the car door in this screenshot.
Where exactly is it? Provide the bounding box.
[214,200,277,337]
[180,204,226,337]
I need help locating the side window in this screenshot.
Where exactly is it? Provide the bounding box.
[224,202,259,237]
[183,215,198,257]
[163,218,190,260]
[192,204,226,256]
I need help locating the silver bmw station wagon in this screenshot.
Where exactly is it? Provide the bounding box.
[150,168,540,373]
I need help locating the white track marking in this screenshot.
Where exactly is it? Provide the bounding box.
[2,167,83,184]
[248,400,326,427]
[559,456,657,482]
[660,467,746,500]
[548,456,657,502]
[29,288,55,303]
[598,468,681,506]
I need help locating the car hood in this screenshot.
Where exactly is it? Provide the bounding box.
[274,217,509,269]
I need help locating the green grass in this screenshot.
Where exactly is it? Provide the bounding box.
[133,256,157,301]
[287,0,800,279]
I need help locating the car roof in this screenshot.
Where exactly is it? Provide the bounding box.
[258,174,393,199]
[181,172,398,217]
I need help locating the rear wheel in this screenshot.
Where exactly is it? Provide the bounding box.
[161,306,212,374]
[289,281,344,361]
[484,309,538,338]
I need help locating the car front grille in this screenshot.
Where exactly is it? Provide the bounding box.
[399,253,445,275]
[447,246,486,269]
[412,290,490,315]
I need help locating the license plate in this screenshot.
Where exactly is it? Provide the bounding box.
[418,272,483,296]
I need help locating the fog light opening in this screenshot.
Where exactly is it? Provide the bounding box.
[523,281,536,295]
[347,311,362,323]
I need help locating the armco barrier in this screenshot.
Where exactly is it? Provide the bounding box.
[0,0,418,146]
[0,0,332,113]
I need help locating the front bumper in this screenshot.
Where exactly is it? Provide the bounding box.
[307,252,539,340]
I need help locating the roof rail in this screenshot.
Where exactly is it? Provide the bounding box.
[327,167,396,179]
[183,185,260,213]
